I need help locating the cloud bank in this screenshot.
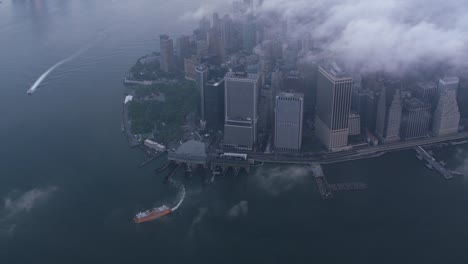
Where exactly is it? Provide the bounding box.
[190,0,468,74]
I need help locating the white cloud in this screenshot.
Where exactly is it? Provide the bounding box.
[190,0,468,74]
[254,166,308,195]
[3,186,58,216]
[226,200,248,218]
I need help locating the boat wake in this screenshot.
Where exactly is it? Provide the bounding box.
[26,37,101,95]
[171,184,186,211]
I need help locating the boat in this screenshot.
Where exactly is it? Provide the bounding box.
[425,163,433,170]
[416,154,423,160]
[133,205,172,223]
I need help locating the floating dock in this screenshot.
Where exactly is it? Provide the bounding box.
[415,146,453,180]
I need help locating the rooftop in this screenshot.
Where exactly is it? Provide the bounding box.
[174,140,207,158]
[225,71,259,81]
[440,76,460,85]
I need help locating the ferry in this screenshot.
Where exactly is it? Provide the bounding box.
[133,205,172,223]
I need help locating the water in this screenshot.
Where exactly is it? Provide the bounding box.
[1,1,468,263]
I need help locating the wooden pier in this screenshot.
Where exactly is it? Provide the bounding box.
[328,182,368,192]
[310,164,368,199]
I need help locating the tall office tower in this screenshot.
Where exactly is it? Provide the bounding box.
[259,85,273,131]
[284,71,306,93]
[184,56,200,81]
[159,35,175,73]
[207,28,222,59]
[375,87,402,143]
[315,64,353,151]
[416,81,438,107]
[196,65,209,120]
[274,92,304,152]
[224,71,260,150]
[242,17,257,52]
[212,13,221,32]
[221,15,234,51]
[348,113,361,136]
[204,79,225,130]
[401,98,431,140]
[271,69,283,94]
[432,77,460,136]
[175,35,191,62]
[199,17,211,33]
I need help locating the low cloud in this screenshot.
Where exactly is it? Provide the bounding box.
[226,200,248,218]
[180,0,229,21]
[0,186,57,237]
[3,186,58,217]
[187,207,208,238]
[254,166,308,195]
[189,0,468,75]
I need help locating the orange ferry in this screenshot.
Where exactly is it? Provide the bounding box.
[133,205,172,223]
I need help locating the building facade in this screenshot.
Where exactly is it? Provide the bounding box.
[432,77,460,136]
[274,92,304,152]
[204,79,225,130]
[348,113,361,136]
[401,98,431,140]
[159,35,175,73]
[376,87,402,143]
[315,65,353,151]
[224,71,260,150]
[196,65,209,120]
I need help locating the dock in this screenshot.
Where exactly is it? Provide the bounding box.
[311,164,369,199]
[328,182,368,192]
[310,164,333,199]
[138,151,167,168]
[415,146,453,179]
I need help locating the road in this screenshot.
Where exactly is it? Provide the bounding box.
[247,132,468,165]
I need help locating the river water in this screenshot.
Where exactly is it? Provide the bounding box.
[1,1,468,263]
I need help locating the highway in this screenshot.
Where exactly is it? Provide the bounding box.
[247,132,468,165]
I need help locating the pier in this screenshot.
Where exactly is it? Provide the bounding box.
[415,146,453,179]
[138,151,167,168]
[310,164,368,199]
[328,182,368,192]
[310,164,333,199]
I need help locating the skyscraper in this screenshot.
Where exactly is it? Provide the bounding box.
[196,65,209,120]
[348,113,361,136]
[401,98,431,140]
[432,77,460,136]
[220,15,234,51]
[204,79,225,130]
[315,64,353,151]
[416,81,438,107]
[159,35,175,73]
[375,86,402,143]
[274,92,304,152]
[224,71,260,150]
[175,35,191,62]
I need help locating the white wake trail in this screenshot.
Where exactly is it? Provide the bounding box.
[171,184,186,211]
[27,59,68,94]
[26,40,96,95]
